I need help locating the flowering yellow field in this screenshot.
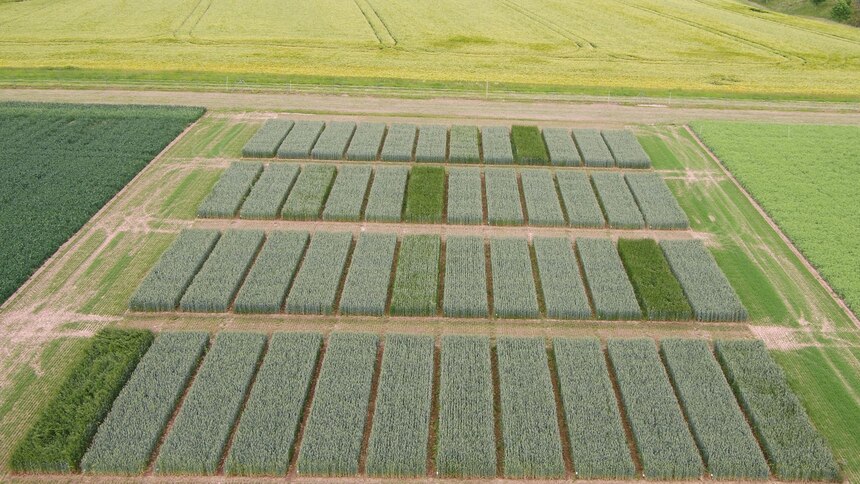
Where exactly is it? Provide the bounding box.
[1,0,859,98]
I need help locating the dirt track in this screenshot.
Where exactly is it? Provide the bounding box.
[3,88,860,126]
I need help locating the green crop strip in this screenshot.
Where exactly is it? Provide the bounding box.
[403,166,445,223]
[617,238,692,321]
[511,126,549,165]
[390,234,441,316]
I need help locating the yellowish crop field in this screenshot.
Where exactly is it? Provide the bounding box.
[1,0,859,99]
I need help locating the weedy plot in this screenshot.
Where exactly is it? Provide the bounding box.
[573,129,614,167]
[366,334,435,477]
[242,119,293,157]
[617,239,692,321]
[625,172,688,229]
[311,121,356,160]
[82,332,208,475]
[553,338,635,479]
[661,339,770,479]
[346,122,386,161]
[602,130,651,168]
[443,235,489,317]
[533,237,591,319]
[520,169,565,226]
[381,123,417,161]
[660,240,748,321]
[403,165,445,223]
[480,126,513,164]
[321,165,372,221]
[130,229,220,311]
[197,162,262,218]
[277,120,324,159]
[179,230,264,312]
[449,125,481,163]
[297,333,379,476]
[415,124,447,162]
[154,332,265,475]
[591,172,645,229]
[338,233,397,315]
[390,234,441,316]
[490,237,539,318]
[239,163,299,219]
[542,128,580,166]
[437,335,496,478]
[281,164,336,220]
[716,340,839,481]
[285,231,352,314]
[364,166,408,222]
[556,171,605,227]
[446,167,483,224]
[577,238,641,320]
[607,338,703,479]
[511,125,549,165]
[10,329,154,473]
[485,168,524,225]
[496,337,565,478]
[225,333,322,476]
[233,231,309,313]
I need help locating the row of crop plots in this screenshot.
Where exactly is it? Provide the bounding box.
[12,330,839,480]
[242,119,651,167]
[131,229,745,321]
[199,162,688,229]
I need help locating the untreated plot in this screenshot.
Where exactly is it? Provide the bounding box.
[556,171,604,227]
[573,129,614,167]
[591,172,645,229]
[449,125,481,163]
[480,126,513,164]
[389,234,441,316]
[553,338,635,479]
[437,335,497,478]
[415,124,447,162]
[602,130,651,168]
[577,238,641,320]
[364,166,407,222]
[285,231,352,314]
[520,169,565,226]
[496,337,565,478]
[130,229,220,311]
[533,237,591,319]
[490,237,539,318]
[321,165,372,221]
[617,239,691,321]
[443,235,489,317]
[311,121,356,160]
[296,333,378,476]
[403,165,445,223]
[179,230,264,312]
[625,172,688,229]
[233,231,309,313]
[225,333,322,476]
[511,125,549,165]
[346,122,386,161]
[9,329,154,473]
[485,168,524,225]
[660,240,747,321]
[365,334,435,477]
[197,162,262,218]
[381,123,417,161]
[281,164,336,220]
[446,167,483,224]
[239,164,299,219]
[81,332,209,475]
[242,119,293,157]
[338,232,397,316]
[277,120,324,159]
[154,332,265,475]
[607,338,703,479]
[716,340,839,481]
[661,339,769,479]
[543,128,580,166]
